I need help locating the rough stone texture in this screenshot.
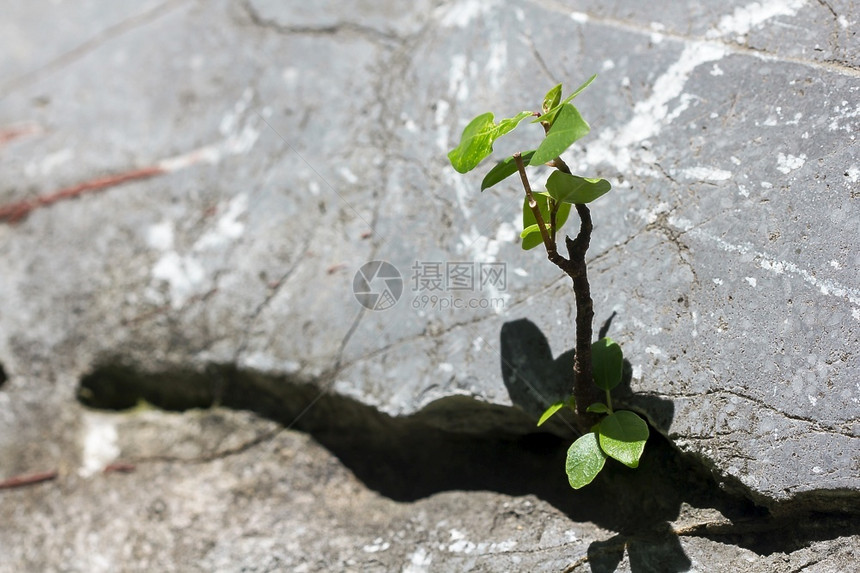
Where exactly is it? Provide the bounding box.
[1,0,858,571]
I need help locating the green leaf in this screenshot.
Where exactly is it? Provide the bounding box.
[592,337,623,391]
[448,111,532,173]
[535,74,597,126]
[566,73,597,104]
[537,401,564,426]
[542,83,562,115]
[531,105,590,166]
[520,223,548,239]
[566,432,607,489]
[481,150,536,191]
[598,411,649,468]
[545,171,612,204]
[586,402,610,414]
[521,193,571,250]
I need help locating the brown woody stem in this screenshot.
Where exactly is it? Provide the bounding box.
[515,145,600,430]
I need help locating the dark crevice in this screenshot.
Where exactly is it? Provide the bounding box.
[77,360,860,565]
[0,362,7,388]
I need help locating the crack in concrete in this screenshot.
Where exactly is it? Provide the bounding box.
[532,0,860,77]
[641,387,856,438]
[239,0,403,47]
[124,426,283,466]
[72,360,860,567]
[0,0,191,99]
[234,234,314,363]
[520,30,557,85]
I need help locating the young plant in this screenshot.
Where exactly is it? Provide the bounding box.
[447,77,648,489]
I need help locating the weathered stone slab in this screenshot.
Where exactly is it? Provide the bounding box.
[0,1,858,568]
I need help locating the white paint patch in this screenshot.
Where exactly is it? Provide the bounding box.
[632,364,643,380]
[680,166,733,181]
[514,268,528,277]
[689,229,860,306]
[445,529,517,554]
[457,226,510,314]
[39,148,73,175]
[79,413,120,478]
[707,0,808,40]
[776,152,806,174]
[645,345,663,356]
[362,538,390,553]
[435,99,451,153]
[602,59,615,71]
[586,42,726,173]
[845,165,859,183]
[282,67,299,83]
[713,278,724,285]
[485,41,508,82]
[447,529,475,553]
[623,42,725,148]
[219,88,254,136]
[745,277,757,287]
[437,0,497,28]
[241,352,301,374]
[146,221,174,251]
[829,260,841,269]
[403,548,433,573]
[194,194,248,251]
[828,102,860,132]
[570,11,589,23]
[495,221,517,243]
[853,308,860,321]
[448,54,469,101]
[158,91,261,172]
[152,251,207,309]
[338,166,359,184]
[710,64,724,76]
[438,362,454,373]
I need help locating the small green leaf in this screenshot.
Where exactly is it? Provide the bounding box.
[535,74,597,126]
[545,171,612,204]
[566,432,607,489]
[481,150,536,191]
[448,111,533,174]
[531,105,590,165]
[521,194,571,250]
[537,400,565,426]
[598,411,649,468]
[586,402,610,414]
[520,223,549,239]
[565,73,597,103]
[592,337,623,391]
[542,83,562,115]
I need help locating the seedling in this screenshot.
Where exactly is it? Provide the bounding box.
[448,76,648,488]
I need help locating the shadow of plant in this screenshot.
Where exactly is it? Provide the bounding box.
[499,317,711,572]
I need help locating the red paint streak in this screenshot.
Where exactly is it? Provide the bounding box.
[0,470,58,490]
[103,462,136,474]
[0,124,41,146]
[0,166,164,224]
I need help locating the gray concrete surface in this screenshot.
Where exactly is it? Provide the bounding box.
[1,0,858,571]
